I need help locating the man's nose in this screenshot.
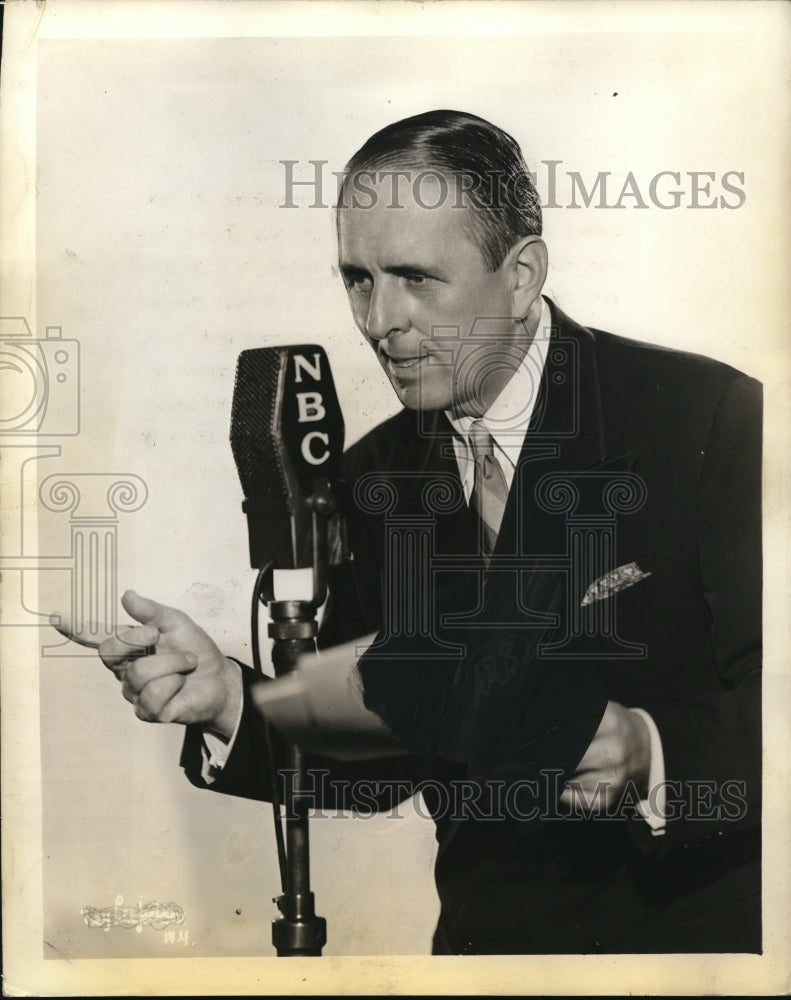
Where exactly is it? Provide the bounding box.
[365,280,410,342]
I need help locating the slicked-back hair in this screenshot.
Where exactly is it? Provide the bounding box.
[339,110,542,272]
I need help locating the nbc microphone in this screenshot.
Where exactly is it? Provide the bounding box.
[230,344,345,584]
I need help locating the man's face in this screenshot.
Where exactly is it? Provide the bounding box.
[338,174,528,415]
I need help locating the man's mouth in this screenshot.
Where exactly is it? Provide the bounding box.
[382,351,427,372]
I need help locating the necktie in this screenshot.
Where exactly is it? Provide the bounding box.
[468,419,509,563]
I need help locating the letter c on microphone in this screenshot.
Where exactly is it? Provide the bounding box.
[301,430,330,465]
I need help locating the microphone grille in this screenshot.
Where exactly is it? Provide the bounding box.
[230,347,289,503]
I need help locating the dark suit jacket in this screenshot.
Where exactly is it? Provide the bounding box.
[182,300,762,954]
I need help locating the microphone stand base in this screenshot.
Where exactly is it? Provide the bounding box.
[272,891,327,957]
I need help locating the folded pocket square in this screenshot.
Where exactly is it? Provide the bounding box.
[581,562,651,606]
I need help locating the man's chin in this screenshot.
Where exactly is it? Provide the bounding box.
[391,384,449,412]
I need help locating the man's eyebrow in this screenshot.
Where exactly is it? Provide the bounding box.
[385,263,434,277]
[339,262,444,280]
[339,262,369,279]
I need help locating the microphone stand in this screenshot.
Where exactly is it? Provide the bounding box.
[255,477,337,957]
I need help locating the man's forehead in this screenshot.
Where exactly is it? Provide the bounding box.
[341,168,466,208]
[337,174,479,258]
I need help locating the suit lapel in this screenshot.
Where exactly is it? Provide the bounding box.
[498,297,608,550]
[391,407,478,557]
[480,301,611,622]
[542,298,608,472]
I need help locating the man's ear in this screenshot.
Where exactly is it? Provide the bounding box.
[507,236,548,321]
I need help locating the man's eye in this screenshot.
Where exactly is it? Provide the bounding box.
[404,273,429,286]
[345,273,371,292]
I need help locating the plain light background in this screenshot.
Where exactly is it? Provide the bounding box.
[2,1,790,994]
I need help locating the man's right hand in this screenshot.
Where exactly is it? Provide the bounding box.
[52,590,243,740]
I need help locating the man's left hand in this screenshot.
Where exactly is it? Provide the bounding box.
[559,701,651,815]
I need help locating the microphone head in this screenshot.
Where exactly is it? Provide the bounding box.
[230,346,289,505]
[230,345,345,569]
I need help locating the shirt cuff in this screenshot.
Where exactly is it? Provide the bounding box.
[628,707,666,836]
[200,680,245,784]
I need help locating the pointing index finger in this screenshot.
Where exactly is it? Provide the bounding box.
[50,612,156,654]
[50,611,103,649]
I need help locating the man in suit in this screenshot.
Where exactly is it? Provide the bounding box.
[87,111,761,954]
